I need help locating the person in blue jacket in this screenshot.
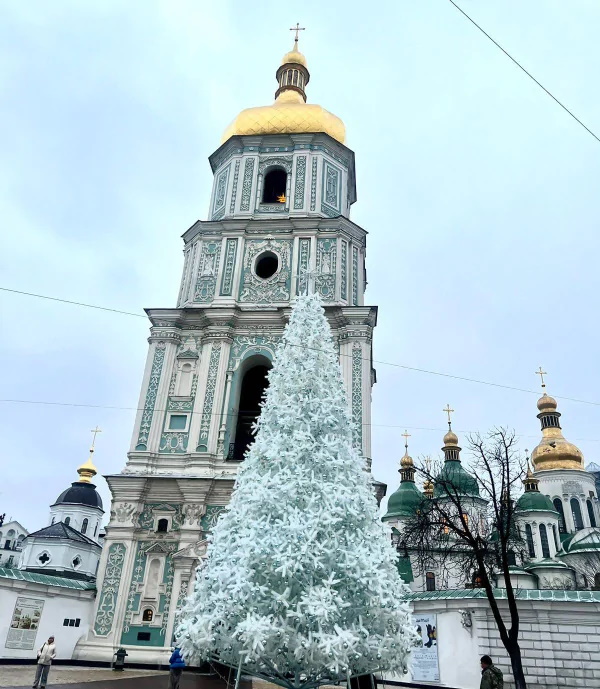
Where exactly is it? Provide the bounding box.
[168,647,186,689]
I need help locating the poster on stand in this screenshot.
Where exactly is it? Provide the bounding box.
[5,597,45,650]
[412,613,440,682]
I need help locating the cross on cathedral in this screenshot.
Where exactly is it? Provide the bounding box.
[289,23,306,43]
[535,366,547,390]
[90,426,102,449]
[401,430,411,451]
[443,404,454,429]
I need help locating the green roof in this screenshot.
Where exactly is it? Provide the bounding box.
[396,555,414,583]
[408,588,600,602]
[560,530,600,554]
[434,460,479,498]
[383,481,423,520]
[516,491,557,513]
[524,558,570,571]
[0,567,96,590]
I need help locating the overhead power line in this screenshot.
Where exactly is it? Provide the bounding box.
[2,284,599,407]
[447,0,600,144]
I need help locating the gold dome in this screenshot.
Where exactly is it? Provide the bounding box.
[531,394,584,471]
[77,454,98,484]
[443,429,459,447]
[221,40,346,145]
[401,451,414,468]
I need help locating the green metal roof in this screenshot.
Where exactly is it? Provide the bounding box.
[524,558,570,571]
[434,460,479,498]
[408,588,600,602]
[0,567,96,590]
[396,555,414,583]
[516,491,558,514]
[383,481,424,520]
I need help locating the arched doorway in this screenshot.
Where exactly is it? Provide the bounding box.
[230,362,271,461]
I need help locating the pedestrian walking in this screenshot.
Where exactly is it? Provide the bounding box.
[33,636,56,688]
[168,647,186,689]
[480,655,504,689]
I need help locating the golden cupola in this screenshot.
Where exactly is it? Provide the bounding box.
[531,393,584,471]
[221,36,346,144]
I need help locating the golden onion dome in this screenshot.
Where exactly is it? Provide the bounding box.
[443,429,459,447]
[221,39,346,145]
[531,393,584,471]
[400,451,414,469]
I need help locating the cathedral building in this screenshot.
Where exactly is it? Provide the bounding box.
[75,36,384,663]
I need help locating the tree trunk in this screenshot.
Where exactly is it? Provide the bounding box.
[507,642,527,689]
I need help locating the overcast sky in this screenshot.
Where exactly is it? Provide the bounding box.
[2,1,600,530]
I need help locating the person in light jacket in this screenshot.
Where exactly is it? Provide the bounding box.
[33,636,56,688]
[168,647,186,689]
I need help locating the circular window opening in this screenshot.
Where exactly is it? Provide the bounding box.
[255,252,279,280]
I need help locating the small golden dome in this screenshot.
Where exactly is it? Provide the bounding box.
[443,430,459,446]
[77,454,98,484]
[282,48,307,67]
[537,393,558,413]
[401,452,414,468]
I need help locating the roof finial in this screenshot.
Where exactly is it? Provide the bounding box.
[77,427,101,484]
[535,366,547,390]
[289,22,306,49]
[443,404,454,430]
[401,429,411,455]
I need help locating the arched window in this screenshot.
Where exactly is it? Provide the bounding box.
[525,524,536,558]
[262,168,287,203]
[64,517,70,526]
[587,500,597,528]
[156,519,169,533]
[142,608,154,622]
[552,524,559,551]
[231,363,271,461]
[571,498,584,531]
[425,572,436,591]
[177,363,193,397]
[594,573,600,591]
[554,498,566,533]
[146,559,161,599]
[94,523,98,537]
[539,524,550,558]
[507,550,517,566]
[51,517,55,525]
[81,518,88,535]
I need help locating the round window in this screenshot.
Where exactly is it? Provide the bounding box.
[255,251,279,280]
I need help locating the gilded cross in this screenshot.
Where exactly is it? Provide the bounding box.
[535,366,547,389]
[289,23,306,43]
[443,404,454,428]
[401,430,411,451]
[90,426,102,449]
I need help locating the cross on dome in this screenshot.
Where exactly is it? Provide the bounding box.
[289,22,306,44]
[535,366,547,389]
[401,430,411,453]
[90,425,102,449]
[443,404,454,429]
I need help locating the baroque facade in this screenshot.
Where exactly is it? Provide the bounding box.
[75,38,383,663]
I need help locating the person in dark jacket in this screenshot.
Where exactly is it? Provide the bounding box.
[168,648,186,689]
[480,655,504,689]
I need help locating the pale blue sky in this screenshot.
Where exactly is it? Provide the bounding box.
[1,1,600,529]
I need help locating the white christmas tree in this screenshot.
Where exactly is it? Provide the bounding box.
[177,294,416,688]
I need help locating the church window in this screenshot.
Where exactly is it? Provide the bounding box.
[507,550,517,566]
[37,551,51,565]
[525,524,536,558]
[552,524,559,551]
[81,518,88,535]
[231,362,271,461]
[292,70,298,86]
[143,608,154,622]
[587,500,597,527]
[594,573,600,591]
[553,498,566,533]
[177,363,193,397]
[262,168,287,203]
[72,555,82,569]
[425,572,436,591]
[146,558,161,599]
[539,524,550,558]
[51,517,55,525]
[168,414,188,431]
[571,498,584,531]
[156,518,169,533]
[94,522,98,537]
[64,517,71,526]
[254,251,279,280]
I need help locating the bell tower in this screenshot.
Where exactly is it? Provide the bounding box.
[77,35,382,664]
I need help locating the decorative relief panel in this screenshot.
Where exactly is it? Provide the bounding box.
[229,160,240,215]
[239,239,292,304]
[211,166,229,219]
[293,156,307,209]
[352,344,363,450]
[184,242,198,304]
[219,238,238,296]
[240,158,255,211]
[94,543,126,636]
[178,249,190,306]
[315,238,337,301]
[352,246,359,306]
[228,334,280,372]
[258,156,293,175]
[193,241,221,303]
[310,157,318,211]
[135,342,166,451]
[341,240,348,301]
[138,503,184,531]
[321,162,341,216]
[296,238,311,295]
[197,344,222,451]
[200,506,226,533]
